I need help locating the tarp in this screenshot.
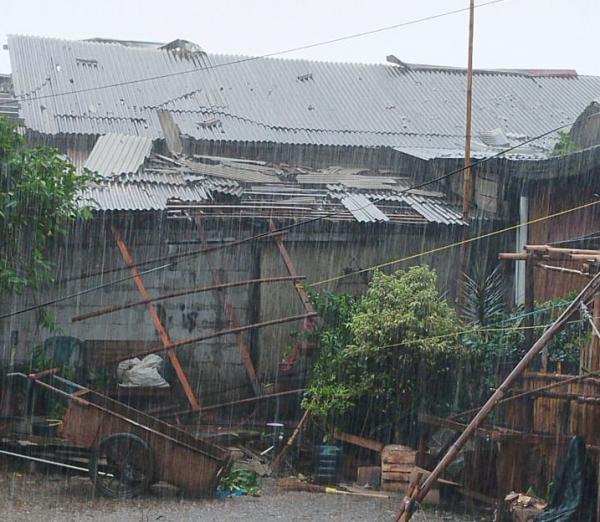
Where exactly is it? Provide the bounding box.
[535,436,597,522]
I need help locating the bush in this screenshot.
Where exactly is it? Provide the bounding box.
[304,266,464,443]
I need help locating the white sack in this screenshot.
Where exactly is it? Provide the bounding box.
[117,354,170,388]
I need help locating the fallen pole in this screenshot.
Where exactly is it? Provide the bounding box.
[121,312,317,361]
[0,448,95,474]
[71,275,305,322]
[272,409,310,472]
[156,388,306,419]
[396,270,600,521]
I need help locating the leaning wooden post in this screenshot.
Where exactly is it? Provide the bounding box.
[111,225,201,412]
[395,270,600,521]
[272,409,310,473]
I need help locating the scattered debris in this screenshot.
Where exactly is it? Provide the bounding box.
[278,477,391,499]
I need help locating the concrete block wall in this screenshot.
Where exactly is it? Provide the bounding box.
[0,215,259,403]
[0,214,464,404]
[256,223,462,384]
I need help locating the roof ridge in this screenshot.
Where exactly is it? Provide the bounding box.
[9,34,591,76]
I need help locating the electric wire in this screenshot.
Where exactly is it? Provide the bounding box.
[3,114,600,318]
[308,198,600,287]
[61,109,600,284]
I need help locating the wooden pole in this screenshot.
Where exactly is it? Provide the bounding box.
[462,0,475,220]
[194,218,262,397]
[156,388,306,419]
[450,369,600,420]
[269,219,317,368]
[457,0,475,308]
[111,226,201,412]
[272,409,310,472]
[396,271,600,520]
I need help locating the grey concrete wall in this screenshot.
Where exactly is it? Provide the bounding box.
[0,214,259,403]
[0,214,463,404]
[256,223,462,383]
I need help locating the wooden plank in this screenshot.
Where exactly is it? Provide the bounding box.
[382,463,416,473]
[119,312,317,360]
[111,226,200,412]
[333,430,384,453]
[72,276,305,322]
[382,445,417,464]
[383,471,412,482]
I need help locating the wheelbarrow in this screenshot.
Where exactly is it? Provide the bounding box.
[9,371,231,498]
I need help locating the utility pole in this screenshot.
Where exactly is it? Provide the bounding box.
[463,0,475,219]
[458,0,475,306]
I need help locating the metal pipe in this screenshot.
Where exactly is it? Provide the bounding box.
[61,216,324,283]
[71,275,306,322]
[0,449,90,473]
[121,312,317,360]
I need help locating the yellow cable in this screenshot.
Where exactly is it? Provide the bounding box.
[308,199,600,288]
[379,320,588,351]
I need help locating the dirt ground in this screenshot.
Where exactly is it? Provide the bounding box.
[0,468,489,522]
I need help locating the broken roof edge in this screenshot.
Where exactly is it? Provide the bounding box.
[385,55,579,78]
[7,34,589,77]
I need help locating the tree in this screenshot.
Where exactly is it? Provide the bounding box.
[0,118,93,295]
[304,266,464,443]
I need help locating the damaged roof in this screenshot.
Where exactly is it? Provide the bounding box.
[8,35,600,158]
[81,133,464,225]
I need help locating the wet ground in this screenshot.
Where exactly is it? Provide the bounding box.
[0,470,487,522]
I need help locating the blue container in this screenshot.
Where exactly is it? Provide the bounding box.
[315,444,342,484]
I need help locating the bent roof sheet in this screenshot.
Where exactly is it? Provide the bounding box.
[84,133,153,176]
[8,35,600,156]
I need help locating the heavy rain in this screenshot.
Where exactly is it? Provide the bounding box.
[1,1,600,521]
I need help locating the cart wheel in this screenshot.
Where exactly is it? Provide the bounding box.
[89,433,155,498]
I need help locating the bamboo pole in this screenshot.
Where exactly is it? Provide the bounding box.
[396,270,600,521]
[536,263,590,277]
[498,253,529,261]
[525,245,600,256]
[71,276,305,322]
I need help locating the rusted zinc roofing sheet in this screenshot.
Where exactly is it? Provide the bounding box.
[8,35,600,157]
[84,133,153,176]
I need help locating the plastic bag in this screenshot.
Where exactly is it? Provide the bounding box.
[117,354,170,388]
[534,436,597,522]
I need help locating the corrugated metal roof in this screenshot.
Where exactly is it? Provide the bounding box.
[296,174,397,188]
[84,133,153,176]
[82,179,209,211]
[328,184,464,225]
[0,74,20,123]
[340,194,389,223]
[8,35,600,157]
